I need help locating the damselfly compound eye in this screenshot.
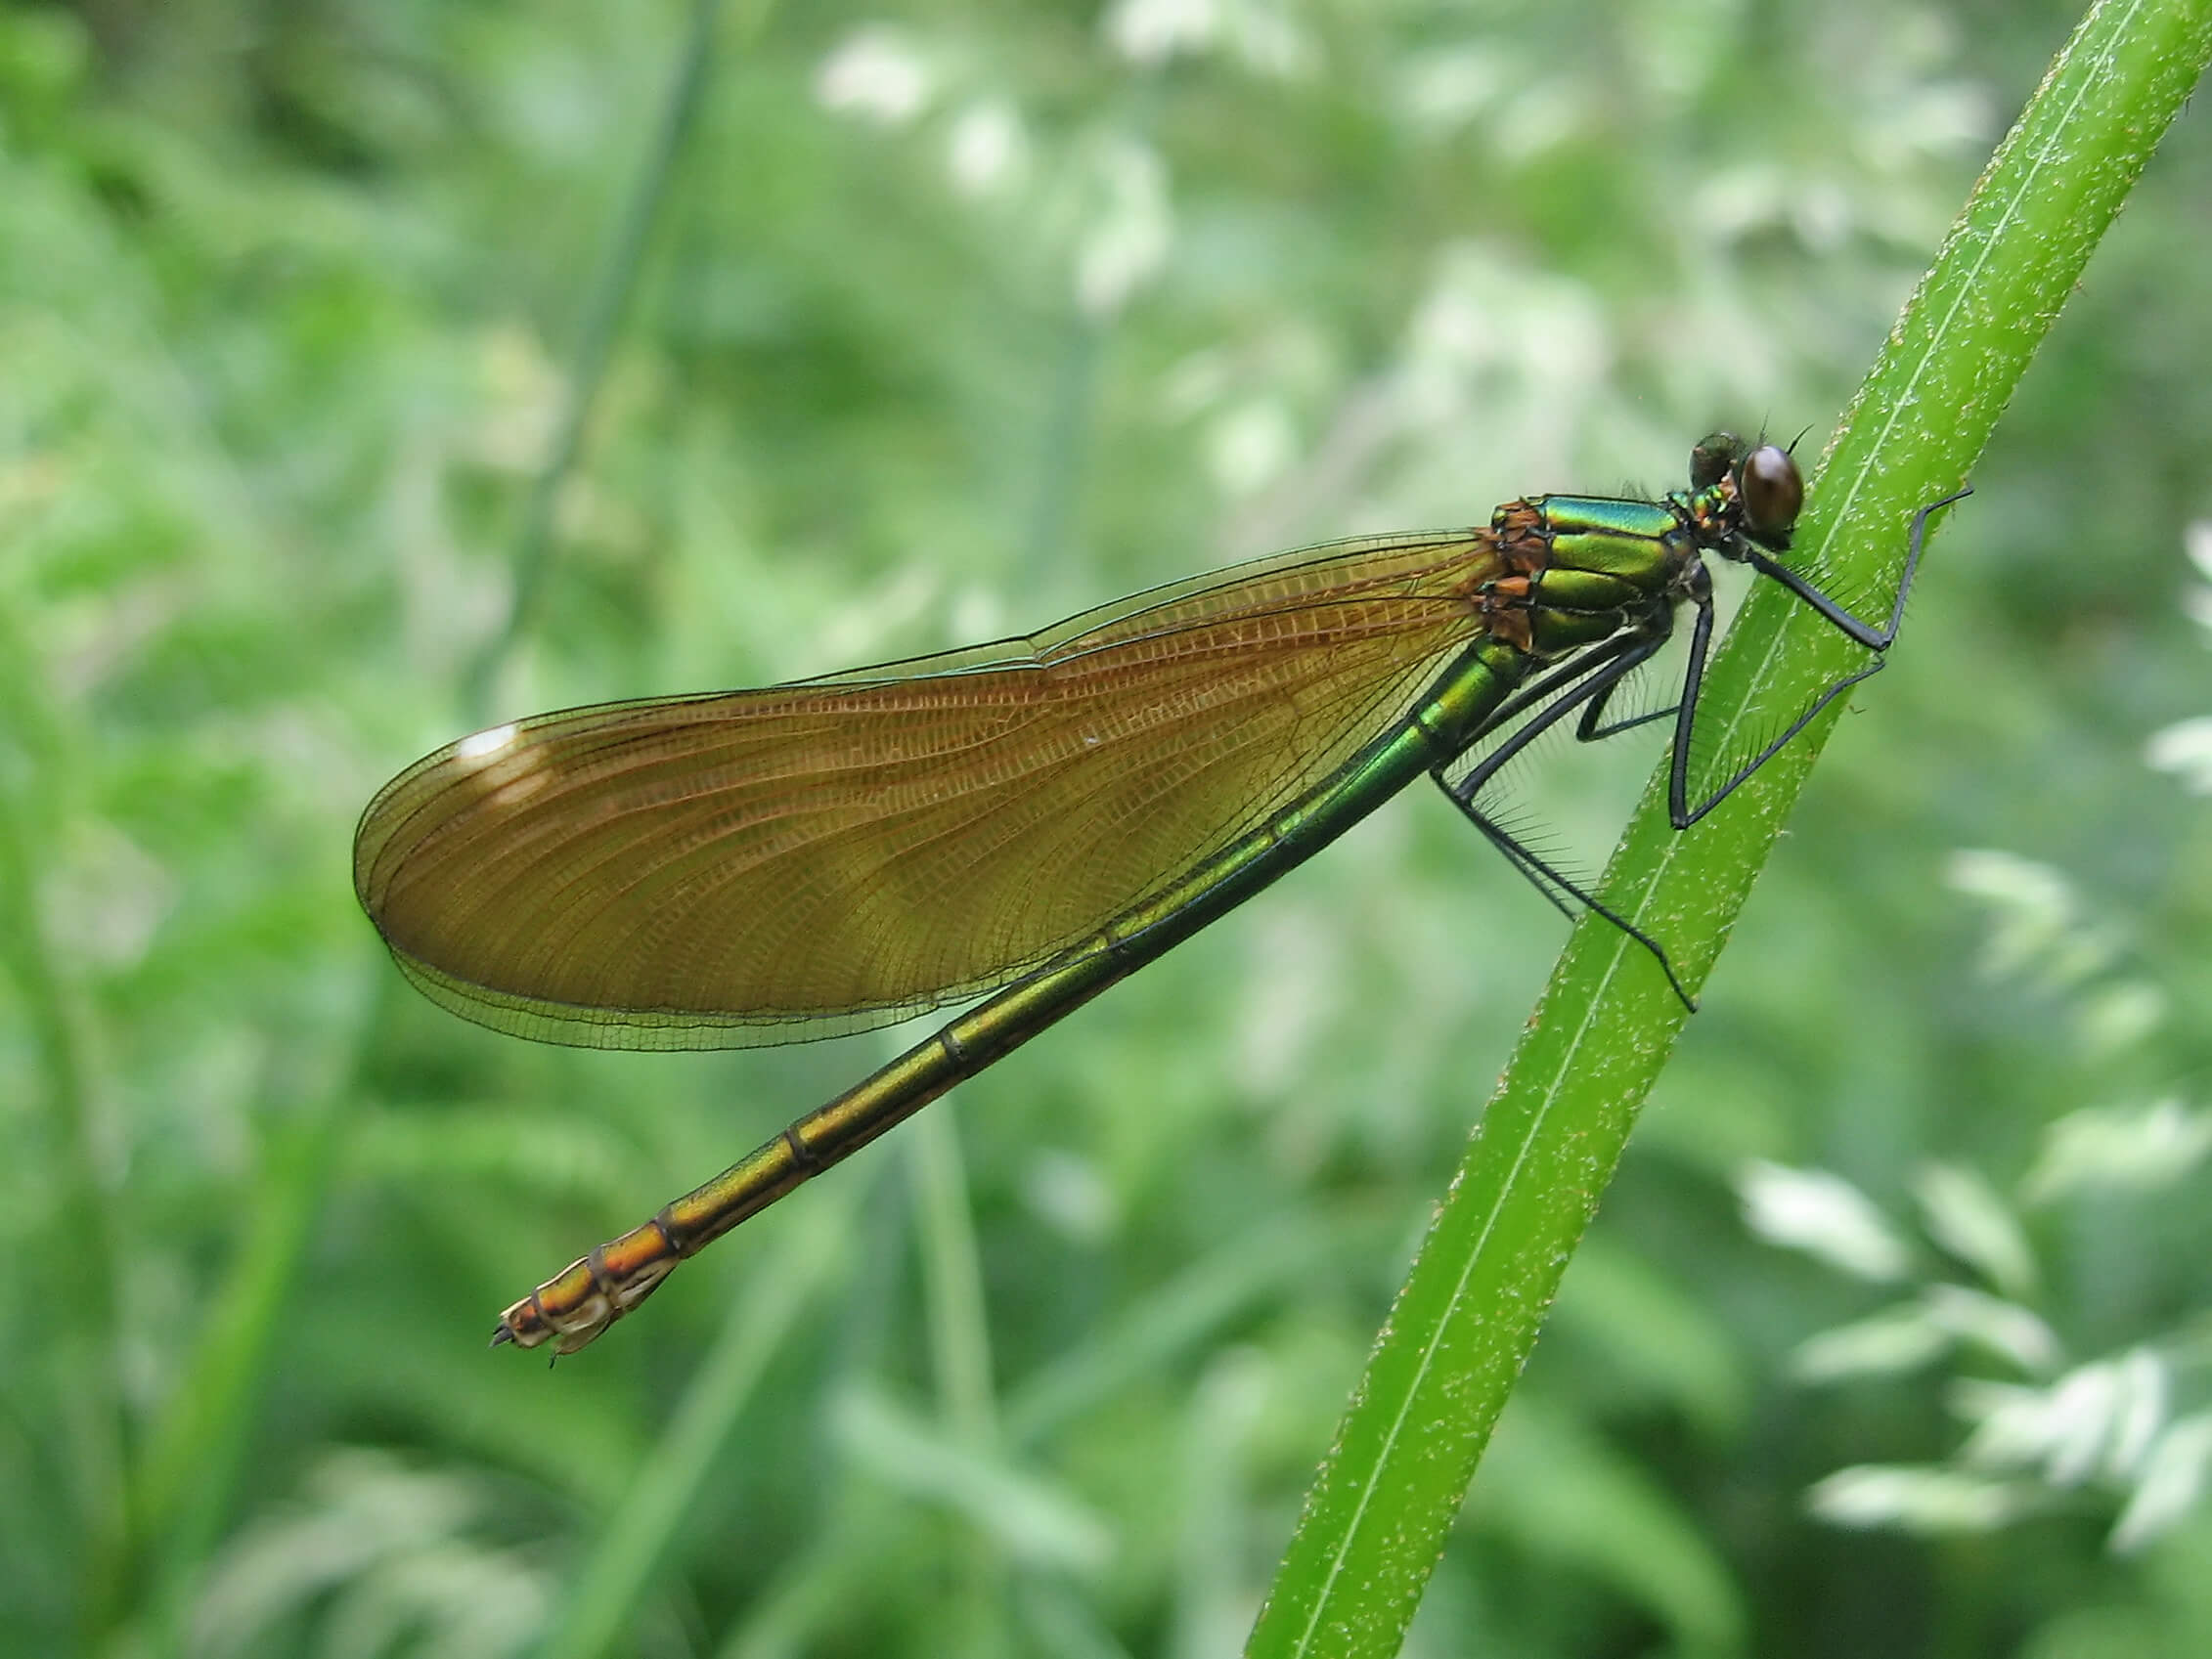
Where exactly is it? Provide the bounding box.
[1739,444,1804,544]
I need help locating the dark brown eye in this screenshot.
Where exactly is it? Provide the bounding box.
[1739,445,1803,542]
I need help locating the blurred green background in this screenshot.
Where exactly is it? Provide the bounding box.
[5,1,2212,1655]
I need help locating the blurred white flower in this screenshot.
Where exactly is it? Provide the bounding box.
[2023,1097,2212,1200]
[1921,1284,2059,1375]
[1791,1304,1951,1382]
[2146,716,2212,794]
[947,99,1027,196]
[1738,1160,1912,1282]
[1808,1465,2032,1534]
[1914,1162,2036,1299]
[817,28,933,125]
[1207,398,1298,496]
[1105,0,1314,77]
[2186,518,2212,584]
[1946,848,2118,989]
[2111,1413,2212,1552]
[1075,139,1171,317]
[1952,1350,2167,1488]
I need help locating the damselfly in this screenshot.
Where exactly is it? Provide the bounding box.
[353,433,1967,1353]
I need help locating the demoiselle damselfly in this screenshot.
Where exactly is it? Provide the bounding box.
[353,433,1967,1353]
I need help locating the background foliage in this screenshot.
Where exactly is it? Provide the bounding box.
[4,1,2211,1655]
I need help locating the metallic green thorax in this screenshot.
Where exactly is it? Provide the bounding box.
[1508,493,1697,659]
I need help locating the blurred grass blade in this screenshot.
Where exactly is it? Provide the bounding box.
[462,0,735,722]
[541,1181,859,1659]
[1248,3,2212,1653]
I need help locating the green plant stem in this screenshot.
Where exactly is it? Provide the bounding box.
[0,746,125,1646]
[461,0,730,725]
[1247,3,2212,1653]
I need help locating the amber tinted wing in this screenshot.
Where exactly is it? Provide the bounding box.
[353,529,1497,1048]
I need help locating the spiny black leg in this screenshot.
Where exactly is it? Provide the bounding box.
[1581,700,1678,742]
[1674,486,1971,826]
[1459,805,1581,925]
[1457,629,1653,751]
[1437,786,1697,1010]
[1444,632,1667,811]
[1673,658,1887,827]
[1665,574,1719,826]
[1430,628,1695,1007]
[1577,659,1677,743]
[1741,484,1972,648]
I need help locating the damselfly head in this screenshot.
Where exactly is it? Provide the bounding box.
[1686,431,1802,554]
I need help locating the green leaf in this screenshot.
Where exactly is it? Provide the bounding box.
[1247,4,2212,1653]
